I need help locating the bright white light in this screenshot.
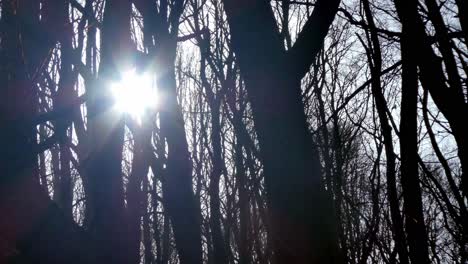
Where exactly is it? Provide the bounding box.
[111,69,158,122]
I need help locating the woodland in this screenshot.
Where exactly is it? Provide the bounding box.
[0,0,467,263]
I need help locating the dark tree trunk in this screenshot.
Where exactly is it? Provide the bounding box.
[157,36,203,264]
[38,125,48,189]
[396,0,468,200]
[455,0,468,43]
[199,38,229,263]
[222,1,342,263]
[143,174,154,264]
[394,0,431,263]
[133,1,204,261]
[127,119,152,264]
[43,0,75,221]
[226,81,252,264]
[236,138,251,264]
[162,208,171,264]
[84,0,132,263]
[331,113,346,263]
[207,102,229,264]
[362,1,409,262]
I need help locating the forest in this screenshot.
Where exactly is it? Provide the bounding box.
[0,0,467,263]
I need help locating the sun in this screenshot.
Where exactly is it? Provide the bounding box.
[111,69,158,121]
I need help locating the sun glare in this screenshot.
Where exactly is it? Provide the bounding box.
[111,69,158,122]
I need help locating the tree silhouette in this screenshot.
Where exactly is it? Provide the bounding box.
[0,0,467,263]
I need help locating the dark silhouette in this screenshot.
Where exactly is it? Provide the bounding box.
[0,0,466,263]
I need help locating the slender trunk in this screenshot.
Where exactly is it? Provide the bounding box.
[143,175,154,264]
[331,115,346,263]
[208,105,229,264]
[362,1,409,262]
[78,0,97,230]
[151,176,163,264]
[227,85,252,264]
[127,120,151,264]
[50,0,75,220]
[236,137,251,264]
[316,80,334,198]
[359,145,382,264]
[399,0,468,200]
[421,90,468,261]
[38,125,48,189]
[162,210,171,264]
[58,143,73,220]
[52,147,61,202]
[455,0,468,43]
[199,39,229,263]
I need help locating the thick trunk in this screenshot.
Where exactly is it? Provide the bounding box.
[84,0,131,263]
[134,1,204,261]
[222,1,341,263]
[395,0,431,263]
[157,37,203,264]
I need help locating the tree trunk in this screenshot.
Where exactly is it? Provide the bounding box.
[362,1,409,262]
[44,0,75,221]
[133,1,204,261]
[143,174,154,264]
[222,1,341,263]
[157,35,203,264]
[199,40,229,263]
[398,0,468,200]
[84,0,132,263]
[127,119,152,264]
[236,137,251,264]
[394,0,431,263]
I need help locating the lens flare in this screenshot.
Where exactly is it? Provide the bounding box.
[110,69,158,122]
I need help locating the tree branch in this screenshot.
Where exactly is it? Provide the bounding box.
[286,0,341,80]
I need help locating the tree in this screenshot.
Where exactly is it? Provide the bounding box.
[222,0,342,263]
[1,0,467,263]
